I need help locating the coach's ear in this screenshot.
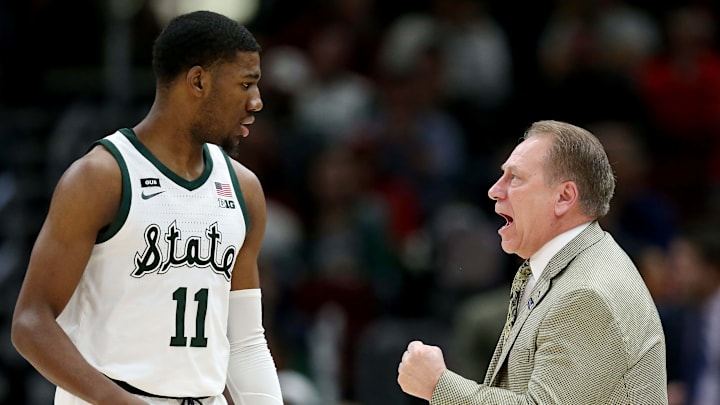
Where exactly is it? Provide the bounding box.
[555,180,578,217]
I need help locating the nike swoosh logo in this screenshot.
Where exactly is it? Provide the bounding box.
[141,190,166,200]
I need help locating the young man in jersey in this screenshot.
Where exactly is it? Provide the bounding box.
[11,11,283,405]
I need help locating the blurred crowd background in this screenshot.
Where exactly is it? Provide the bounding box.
[1,0,720,404]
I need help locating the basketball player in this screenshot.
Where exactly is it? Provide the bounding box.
[11,11,283,405]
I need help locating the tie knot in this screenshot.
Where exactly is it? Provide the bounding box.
[517,259,532,280]
[509,260,532,295]
[501,259,534,345]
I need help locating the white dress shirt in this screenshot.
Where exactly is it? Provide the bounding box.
[520,222,591,308]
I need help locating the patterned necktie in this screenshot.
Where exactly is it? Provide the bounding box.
[501,259,532,345]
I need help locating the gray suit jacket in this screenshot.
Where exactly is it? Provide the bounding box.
[431,222,668,404]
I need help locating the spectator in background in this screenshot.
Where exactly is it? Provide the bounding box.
[638,5,720,217]
[667,221,720,405]
[376,0,512,157]
[595,0,661,76]
[292,23,377,145]
[292,144,402,402]
[592,120,678,256]
[426,201,508,318]
[533,0,655,126]
[429,0,513,156]
[591,120,685,401]
[365,27,468,219]
[267,0,381,77]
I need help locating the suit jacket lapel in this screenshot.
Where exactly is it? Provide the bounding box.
[488,276,552,385]
[487,222,605,385]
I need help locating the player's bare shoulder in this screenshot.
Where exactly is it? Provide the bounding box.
[227,158,266,230]
[229,159,264,204]
[62,144,121,192]
[51,144,123,228]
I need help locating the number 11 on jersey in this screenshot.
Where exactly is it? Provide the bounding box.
[170,287,209,347]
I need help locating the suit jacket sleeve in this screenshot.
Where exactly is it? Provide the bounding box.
[431,288,630,404]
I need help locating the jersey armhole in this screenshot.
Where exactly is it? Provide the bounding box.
[94,139,132,243]
[221,151,250,232]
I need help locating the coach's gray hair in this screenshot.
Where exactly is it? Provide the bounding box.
[523,120,616,218]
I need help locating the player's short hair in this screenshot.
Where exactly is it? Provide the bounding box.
[152,10,261,86]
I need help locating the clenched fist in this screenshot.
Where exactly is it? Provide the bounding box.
[397,340,447,400]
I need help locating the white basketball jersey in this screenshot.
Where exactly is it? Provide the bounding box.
[57,128,248,398]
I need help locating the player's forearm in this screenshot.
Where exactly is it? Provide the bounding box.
[227,341,283,404]
[11,308,131,404]
[226,289,283,404]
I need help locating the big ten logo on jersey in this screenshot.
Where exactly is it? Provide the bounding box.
[218,198,235,209]
[141,178,161,188]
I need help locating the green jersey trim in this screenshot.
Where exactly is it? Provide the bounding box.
[221,150,250,232]
[95,139,131,243]
[118,128,213,191]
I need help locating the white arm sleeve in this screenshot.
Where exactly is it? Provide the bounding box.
[226,289,283,405]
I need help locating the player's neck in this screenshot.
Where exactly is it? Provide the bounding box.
[132,121,206,181]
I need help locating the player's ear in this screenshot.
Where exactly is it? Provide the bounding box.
[186,66,205,95]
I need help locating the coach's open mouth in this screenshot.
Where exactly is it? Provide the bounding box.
[499,213,513,230]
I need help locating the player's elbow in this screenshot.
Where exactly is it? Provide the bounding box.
[11,311,30,352]
[10,306,42,357]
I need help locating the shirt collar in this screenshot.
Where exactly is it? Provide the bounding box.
[529,222,591,280]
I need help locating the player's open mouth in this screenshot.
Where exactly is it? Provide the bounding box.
[239,117,254,137]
